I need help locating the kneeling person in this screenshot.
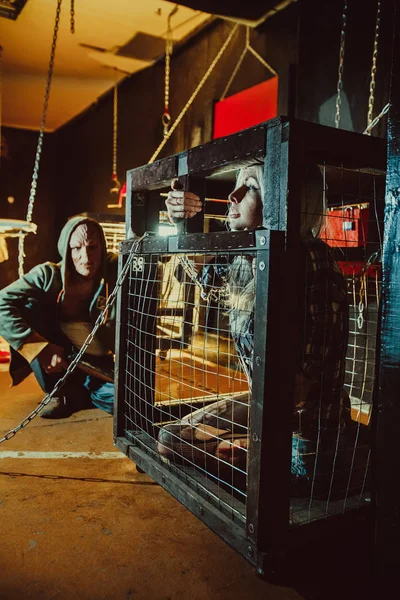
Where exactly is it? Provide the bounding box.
[0,217,117,418]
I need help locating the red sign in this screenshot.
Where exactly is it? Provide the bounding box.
[213,77,279,139]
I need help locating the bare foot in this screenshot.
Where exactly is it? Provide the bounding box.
[215,437,248,467]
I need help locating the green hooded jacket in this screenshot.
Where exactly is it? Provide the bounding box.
[0,216,118,385]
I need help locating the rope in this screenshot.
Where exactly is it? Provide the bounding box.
[148,23,240,164]
[247,46,277,77]
[220,44,247,102]
[220,26,277,101]
[366,0,381,133]
[335,0,348,129]
[18,0,63,277]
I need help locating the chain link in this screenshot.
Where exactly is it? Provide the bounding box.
[112,84,118,178]
[18,0,63,277]
[163,27,172,131]
[335,0,348,129]
[108,82,121,207]
[149,23,239,164]
[355,249,381,328]
[70,0,75,34]
[178,255,228,304]
[357,275,366,329]
[366,0,381,133]
[162,5,178,138]
[363,101,390,135]
[0,234,146,444]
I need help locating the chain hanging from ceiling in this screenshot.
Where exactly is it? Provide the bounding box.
[335,0,348,129]
[149,23,239,164]
[162,5,178,138]
[334,0,389,135]
[363,0,390,135]
[107,83,122,208]
[366,0,381,130]
[18,0,63,277]
[70,0,75,34]
[220,25,277,101]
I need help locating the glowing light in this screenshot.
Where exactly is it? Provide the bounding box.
[158,224,177,236]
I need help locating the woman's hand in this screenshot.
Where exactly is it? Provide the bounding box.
[165,180,202,224]
[37,344,68,374]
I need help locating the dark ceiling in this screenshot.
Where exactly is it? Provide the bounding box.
[174,0,282,22]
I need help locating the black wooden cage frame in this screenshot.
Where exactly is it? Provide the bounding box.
[114,116,387,576]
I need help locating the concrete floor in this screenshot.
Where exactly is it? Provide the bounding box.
[0,366,374,600]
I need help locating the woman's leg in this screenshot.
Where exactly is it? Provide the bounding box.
[157,392,250,462]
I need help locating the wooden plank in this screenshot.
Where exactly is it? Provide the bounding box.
[289,119,387,171]
[246,229,292,558]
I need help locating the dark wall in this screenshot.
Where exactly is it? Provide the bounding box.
[0,0,393,289]
[53,1,392,225]
[0,127,58,288]
[54,13,298,223]
[297,0,392,134]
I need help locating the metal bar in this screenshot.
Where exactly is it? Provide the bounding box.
[288,119,387,171]
[125,166,134,238]
[127,119,386,196]
[113,252,129,440]
[128,254,159,436]
[263,118,290,231]
[176,175,206,234]
[246,229,291,574]
[127,124,270,192]
[119,230,258,255]
[114,437,255,566]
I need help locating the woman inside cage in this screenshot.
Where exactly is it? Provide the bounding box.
[157,163,353,488]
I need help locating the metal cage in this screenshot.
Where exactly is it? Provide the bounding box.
[114,117,386,576]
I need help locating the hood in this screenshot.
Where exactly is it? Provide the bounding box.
[57,216,107,286]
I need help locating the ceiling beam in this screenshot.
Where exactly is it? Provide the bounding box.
[173,0,295,25]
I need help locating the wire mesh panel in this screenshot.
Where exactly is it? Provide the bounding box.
[289,166,384,527]
[126,240,250,522]
[115,117,387,575]
[115,230,285,553]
